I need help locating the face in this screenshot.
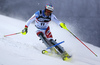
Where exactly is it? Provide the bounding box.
[45,9,52,16]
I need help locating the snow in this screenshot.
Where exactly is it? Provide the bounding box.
[0,15,100,65]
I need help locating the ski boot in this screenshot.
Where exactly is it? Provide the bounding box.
[61,51,71,61]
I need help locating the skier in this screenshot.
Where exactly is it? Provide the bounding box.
[22,4,71,61]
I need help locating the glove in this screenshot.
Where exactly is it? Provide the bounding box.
[21,27,28,35]
[60,23,68,30]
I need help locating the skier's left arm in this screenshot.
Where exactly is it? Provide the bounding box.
[51,14,68,30]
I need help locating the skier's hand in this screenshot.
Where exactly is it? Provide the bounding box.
[60,23,68,30]
[21,27,28,35]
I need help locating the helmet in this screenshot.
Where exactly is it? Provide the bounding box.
[45,4,54,11]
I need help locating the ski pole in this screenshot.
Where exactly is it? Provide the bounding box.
[60,23,97,57]
[4,32,21,37]
[65,28,98,57]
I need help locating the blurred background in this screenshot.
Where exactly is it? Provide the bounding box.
[0,0,100,47]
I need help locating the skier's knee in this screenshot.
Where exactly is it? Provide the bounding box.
[37,32,44,37]
[49,39,53,41]
[49,39,53,42]
[49,39,56,44]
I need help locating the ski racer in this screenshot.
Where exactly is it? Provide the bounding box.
[22,4,71,61]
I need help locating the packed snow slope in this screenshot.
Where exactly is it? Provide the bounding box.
[0,15,100,65]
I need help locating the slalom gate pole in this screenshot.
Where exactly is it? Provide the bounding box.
[4,32,21,37]
[46,41,65,50]
[65,28,97,57]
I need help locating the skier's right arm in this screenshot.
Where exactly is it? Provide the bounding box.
[22,11,40,35]
[22,14,36,35]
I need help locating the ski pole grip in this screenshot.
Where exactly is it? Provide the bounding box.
[60,23,68,30]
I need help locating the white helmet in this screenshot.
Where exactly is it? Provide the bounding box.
[45,4,54,11]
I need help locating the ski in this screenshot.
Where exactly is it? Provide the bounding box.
[42,41,72,61]
[42,50,72,61]
[42,50,61,58]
